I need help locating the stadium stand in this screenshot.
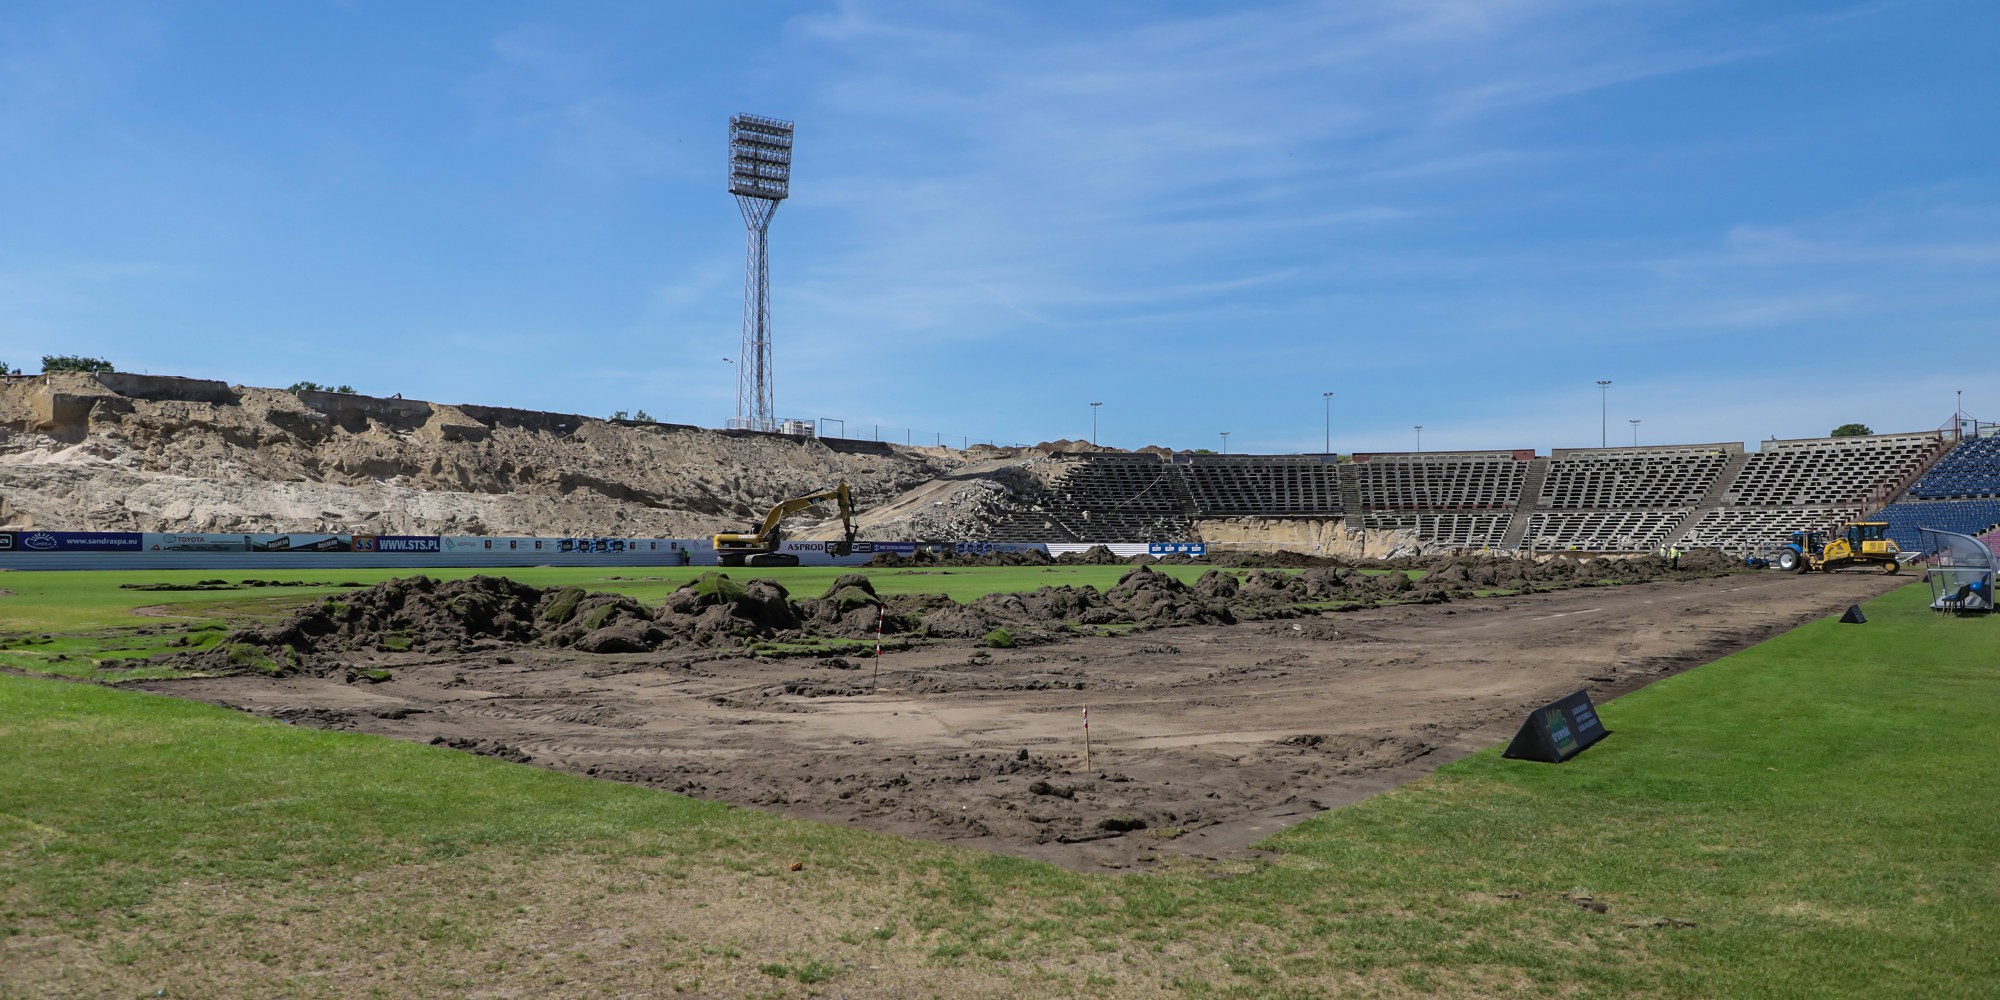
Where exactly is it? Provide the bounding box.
[1653,434,1944,551]
[1180,455,1342,516]
[1678,506,1845,551]
[964,430,1951,551]
[1859,435,2000,551]
[984,454,1196,543]
[1353,453,1528,510]
[1906,435,2000,500]
[1865,499,2000,552]
[1522,510,1687,553]
[1724,433,1941,508]
[1537,448,1728,510]
[1361,511,1513,548]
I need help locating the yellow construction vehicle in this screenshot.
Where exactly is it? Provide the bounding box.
[713,481,856,567]
[1776,521,1901,574]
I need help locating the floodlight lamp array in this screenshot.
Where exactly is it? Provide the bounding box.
[729,114,793,201]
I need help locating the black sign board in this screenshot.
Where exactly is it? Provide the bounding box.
[1502,689,1609,763]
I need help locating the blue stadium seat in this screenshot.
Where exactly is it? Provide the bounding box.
[1866,499,2000,551]
[1908,437,2000,500]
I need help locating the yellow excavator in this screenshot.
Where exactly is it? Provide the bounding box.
[1777,521,1901,574]
[712,481,857,567]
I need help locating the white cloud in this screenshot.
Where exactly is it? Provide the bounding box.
[766,0,1793,360]
[458,23,699,181]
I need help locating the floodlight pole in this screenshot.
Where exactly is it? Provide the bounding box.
[728,114,793,433]
[1630,418,1641,446]
[1596,380,1612,448]
[1415,425,1423,452]
[1322,391,1334,455]
[1090,401,1102,446]
[1220,431,1230,455]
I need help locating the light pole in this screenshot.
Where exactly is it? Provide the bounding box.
[1220,431,1230,455]
[1414,425,1423,452]
[728,114,794,433]
[721,358,734,427]
[1630,418,1641,446]
[1090,401,1103,446]
[1322,391,1334,455]
[1596,380,1612,448]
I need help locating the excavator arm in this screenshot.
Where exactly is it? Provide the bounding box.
[749,484,846,542]
[713,481,855,566]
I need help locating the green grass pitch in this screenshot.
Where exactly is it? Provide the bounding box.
[0,575,1993,996]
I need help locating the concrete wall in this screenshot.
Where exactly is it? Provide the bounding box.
[95,372,237,404]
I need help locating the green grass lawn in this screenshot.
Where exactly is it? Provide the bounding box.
[1,582,1993,997]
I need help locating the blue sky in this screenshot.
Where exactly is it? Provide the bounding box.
[3,1,1995,454]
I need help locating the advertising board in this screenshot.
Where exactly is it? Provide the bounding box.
[442,536,562,552]
[148,533,251,552]
[766,541,883,566]
[1148,542,1208,557]
[1501,689,1609,763]
[11,531,145,552]
[247,534,351,553]
[353,535,443,554]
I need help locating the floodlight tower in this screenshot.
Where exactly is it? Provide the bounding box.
[727,114,793,432]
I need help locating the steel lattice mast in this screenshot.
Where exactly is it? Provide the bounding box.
[728,114,792,432]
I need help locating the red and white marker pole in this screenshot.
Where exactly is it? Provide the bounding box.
[871,604,885,692]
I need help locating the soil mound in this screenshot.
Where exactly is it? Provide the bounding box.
[172,575,552,674]
[164,549,1753,677]
[866,548,1055,568]
[1207,549,1344,568]
[1055,545,1127,565]
[1102,565,1235,626]
[174,570,917,674]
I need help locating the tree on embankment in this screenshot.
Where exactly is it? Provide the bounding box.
[42,355,114,373]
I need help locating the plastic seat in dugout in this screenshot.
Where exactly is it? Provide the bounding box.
[1919,527,1996,614]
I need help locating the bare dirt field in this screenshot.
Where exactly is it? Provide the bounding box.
[140,571,1905,871]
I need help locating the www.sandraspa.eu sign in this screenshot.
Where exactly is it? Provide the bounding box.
[3,531,145,552]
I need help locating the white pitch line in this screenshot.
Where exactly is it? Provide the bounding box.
[1533,608,1602,620]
